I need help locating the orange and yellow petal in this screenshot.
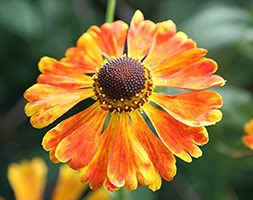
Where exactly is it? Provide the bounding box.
[153,58,225,90]
[127,10,157,60]
[42,102,108,169]
[88,21,128,58]
[107,113,161,191]
[84,189,111,200]
[143,103,208,163]
[130,111,177,181]
[242,119,253,149]
[37,57,93,89]
[24,84,94,128]
[149,48,206,78]
[51,165,87,200]
[7,158,47,200]
[143,22,196,69]
[150,91,223,127]
[80,113,119,191]
[61,33,103,74]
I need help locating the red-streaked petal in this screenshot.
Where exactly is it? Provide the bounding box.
[127,10,157,60]
[130,111,177,181]
[104,177,119,192]
[61,33,103,73]
[107,113,161,191]
[150,48,207,77]
[88,21,128,58]
[42,102,107,169]
[154,58,225,90]
[243,134,253,150]
[143,103,209,163]
[43,102,99,159]
[24,84,94,128]
[151,91,223,127]
[37,57,93,89]
[80,113,118,190]
[144,24,196,69]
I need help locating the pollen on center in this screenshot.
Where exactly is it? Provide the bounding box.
[93,56,153,112]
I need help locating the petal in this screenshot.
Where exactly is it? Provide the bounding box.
[107,113,161,191]
[242,134,253,150]
[84,188,111,200]
[37,57,93,89]
[127,10,157,60]
[80,113,118,190]
[150,48,206,77]
[52,165,87,200]
[143,22,196,69]
[24,84,94,128]
[61,33,103,73]
[244,119,253,135]
[154,58,225,90]
[7,158,47,200]
[42,102,108,169]
[151,91,223,127]
[130,111,177,181]
[143,103,209,162]
[88,21,128,58]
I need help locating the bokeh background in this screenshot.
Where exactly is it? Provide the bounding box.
[0,0,253,199]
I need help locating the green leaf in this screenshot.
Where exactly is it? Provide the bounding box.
[0,0,43,39]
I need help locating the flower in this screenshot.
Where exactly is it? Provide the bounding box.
[242,119,253,149]
[24,10,225,191]
[7,157,110,200]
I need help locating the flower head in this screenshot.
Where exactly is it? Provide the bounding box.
[24,10,225,191]
[7,158,110,200]
[242,119,253,149]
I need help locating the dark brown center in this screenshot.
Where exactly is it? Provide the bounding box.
[97,57,146,100]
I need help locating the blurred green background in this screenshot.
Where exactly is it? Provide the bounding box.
[0,0,253,199]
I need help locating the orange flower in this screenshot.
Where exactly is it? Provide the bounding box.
[7,158,110,200]
[24,10,225,191]
[242,119,253,149]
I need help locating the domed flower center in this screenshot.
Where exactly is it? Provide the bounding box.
[93,56,153,112]
[98,57,146,100]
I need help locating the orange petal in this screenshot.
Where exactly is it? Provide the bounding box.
[51,165,87,200]
[104,177,119,192]
[88,21,128,58]
[151,91,223,127]
[130,111,177,181]
[150,48,206,77]
[37,57,93,89]
[107,113,161,191]
[143,103,209,162]
[24,84,94,128]
[154,58,225,90]
[7,158,47,200]
[242,119,253,150]
[80,113,118,190]
[127,10,157,60]
[42,102,107,169]
[242,134,253,150]
[144,25,196,69]
[61,33,103,73]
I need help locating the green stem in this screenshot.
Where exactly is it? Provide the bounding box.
[105,0,117,23]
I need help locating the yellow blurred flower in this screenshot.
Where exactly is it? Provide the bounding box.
[242,119,253,149]
[7,157,111,200]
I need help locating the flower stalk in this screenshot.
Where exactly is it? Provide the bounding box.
[105,0,117,23]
